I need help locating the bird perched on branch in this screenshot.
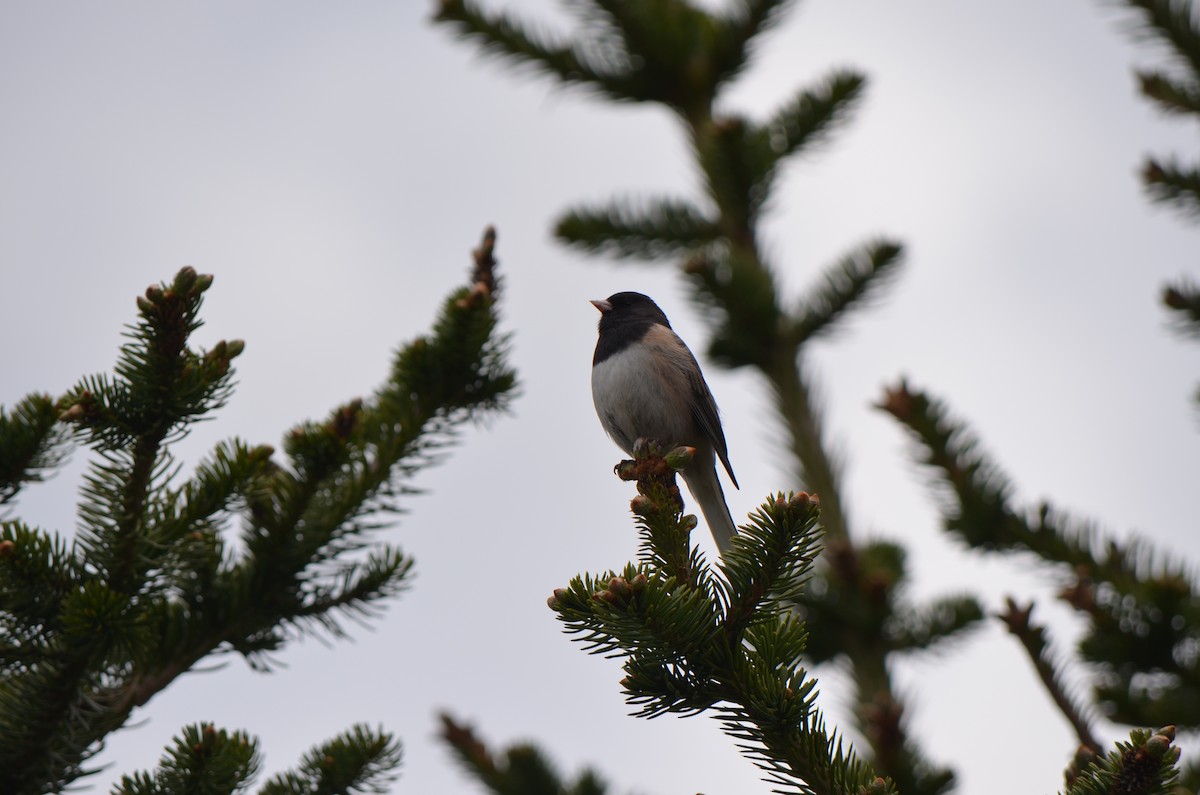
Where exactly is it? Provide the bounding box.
[590,291,739,552]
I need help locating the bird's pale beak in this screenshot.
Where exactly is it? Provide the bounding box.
[590,299,612,313]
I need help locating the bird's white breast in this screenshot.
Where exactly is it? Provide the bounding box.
[591,339,696,455]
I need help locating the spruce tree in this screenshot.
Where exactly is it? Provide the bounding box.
[434,1,1191,793]
[0,228,515,794]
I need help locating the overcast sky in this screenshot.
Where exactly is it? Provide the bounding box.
[1,2,1197,794]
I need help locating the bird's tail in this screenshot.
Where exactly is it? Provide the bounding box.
[683,466,738,554]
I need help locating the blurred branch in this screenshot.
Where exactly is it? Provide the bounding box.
[1000,598,1100,752]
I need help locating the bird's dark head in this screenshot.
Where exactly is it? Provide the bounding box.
[591,292,672,364]
[591,292,671,331]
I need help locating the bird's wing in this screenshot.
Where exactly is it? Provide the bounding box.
[646,325,738,489]
[686,364,738,488]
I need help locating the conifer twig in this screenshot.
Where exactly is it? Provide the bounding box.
[999,598,1099,752]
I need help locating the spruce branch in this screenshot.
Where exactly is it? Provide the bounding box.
[549,445,890,795]
[882,594,984,654]
[880,378,1200,729]
[791,240,905,346]
[1000,598,1101,752]
[1060,724,1181,795]
[0,393,68,507]
[0,227,516,794]
[258,724,402,795]
[433,0,655,109]
[1138,68,1200,116]
[112,723,260,795]
[1142,157,1200,217]
[709,0,797,90]
[1163,278,1200,337]
[555,197,720,261]
[766,70,868,164]
[1118,0,1200,79]
[439,713,608,795]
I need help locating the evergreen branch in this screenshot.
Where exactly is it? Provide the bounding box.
[1061,725,1181,795]
[710,0,797,90]
[695,115,779,226]
[0,523,80,645]
[880,379,1200,729]
[767,70,868,164]
[883,593,984,654]
[0,228,515,793]
[292,547,414,636]
[792,240,905,345]
[551,451,889,795]
[876,379,1039,555]
[64,269,244,597]
[112,723,260,795]
[554,197,720,261]
[692,247,785,372]
[1143,157,1200,218]
[1000,598,1100,752]
[439,713,608,795]
[717,492,823,635]
[258,724,401,795]
[1138,68,1200,115]
[1163,278,1200,337]
[769,359,849,541]
[1118,0,1200,82]
[875,379,1196,581]
[432,0,640,105]
[229,226,515,654]
[0,394,68,507]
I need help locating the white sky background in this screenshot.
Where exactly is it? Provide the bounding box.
[1,2,1197,794]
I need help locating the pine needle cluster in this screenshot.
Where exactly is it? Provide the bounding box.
[546,443,890,795]
[0,228,515,793]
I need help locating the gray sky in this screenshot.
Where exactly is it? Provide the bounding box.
[1,2,1197,793]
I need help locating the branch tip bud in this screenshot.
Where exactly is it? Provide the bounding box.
[630,494,654,515]
[664,445,696,470]
[0,539,13,558]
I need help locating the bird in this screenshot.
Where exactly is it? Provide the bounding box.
[590,291,739,553]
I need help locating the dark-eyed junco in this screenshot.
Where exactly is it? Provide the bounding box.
[590,292,739,553]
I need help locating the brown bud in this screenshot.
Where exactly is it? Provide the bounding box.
[790,491,811,508]
[1157,725,1177,741]
[876,379,915,420]
[194,273,214,293]
[608,577,632,601]
[1143,158,1166,184]
[136,295,155,315]
[630,572,648,593]
[225,339,245,359]
[1146,734,1170,757]
[176,266,198,291]
[0,540,14,558]
[630,494,654,515]
[1163,287,1188,309]
[592,590,619,605]
[664,445,696,470]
